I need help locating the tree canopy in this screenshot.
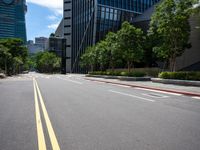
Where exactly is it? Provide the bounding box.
[0,38,28,75]
[35,52,61,73]
[80,22,144,72]
[148,0,198,71]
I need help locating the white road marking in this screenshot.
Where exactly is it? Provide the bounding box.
[142,93,169,98]
[192,96,200,100]
[109,90,155,102]
[134,87,182,96]
[109,83,131,88]
[57,76,83,85]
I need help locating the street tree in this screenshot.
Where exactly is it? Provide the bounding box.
[95,41,110,71]
[0,44,11,74]
[105,32,122,71]
[80,46,99,71]
[35,52,61,73]
[149,0,198,71]
[118,22,144,72]
[0,38,28,75]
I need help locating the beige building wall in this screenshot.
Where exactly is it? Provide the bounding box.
[176,12,200,70]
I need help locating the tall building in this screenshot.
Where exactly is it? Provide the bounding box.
[35,37,49,50]
[27,40,44,54]
[0,0,27,43]
[63,0,160,73]
[55,19,64,38]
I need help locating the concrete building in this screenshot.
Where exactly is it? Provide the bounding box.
[55,19,64,38]
[0,0,27,43]
[48,37,65,57]
[35,37,49,50]
[64,0,160,73]
[27,40,44,54]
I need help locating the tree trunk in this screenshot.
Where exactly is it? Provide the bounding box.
[127,61,132,73]
[111,65,114,72]
[169,56,176,72]
[91,65,94,72]
[110,61,115,72]
[4,58,7,75]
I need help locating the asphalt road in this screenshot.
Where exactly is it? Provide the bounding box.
[0,72,200,150]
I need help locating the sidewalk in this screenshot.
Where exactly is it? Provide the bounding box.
[84,76,200,97]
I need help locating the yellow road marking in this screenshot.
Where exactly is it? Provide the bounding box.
[35,79,61,150]
[33,79,47,150]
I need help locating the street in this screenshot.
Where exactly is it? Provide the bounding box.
[0,72,200,150]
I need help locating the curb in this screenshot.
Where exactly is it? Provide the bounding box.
[84,78,200,97]
[152,78,200,87]
[86,74,151,81]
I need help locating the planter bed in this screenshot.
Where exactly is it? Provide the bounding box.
[86,74,151,81]
[152,78,200,87]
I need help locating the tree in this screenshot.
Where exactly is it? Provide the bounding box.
[35,52,61,73]
[0,44,11,74]
[80,46,98,71]
[118,22,144,72]
[105,32,122,71]
[149,0,198,71]
[95,41,110,71]
[0,38,28,75]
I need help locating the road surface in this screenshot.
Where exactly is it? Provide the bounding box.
[0,72,200,150]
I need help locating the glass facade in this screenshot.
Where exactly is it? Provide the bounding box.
[64,0,160,73]
[71,0,95,72]
[0,0,27,43]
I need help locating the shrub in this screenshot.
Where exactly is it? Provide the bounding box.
[128,72,146,77]
[159,72,200,81]
[89,71,147,77]
[107,68,160,77]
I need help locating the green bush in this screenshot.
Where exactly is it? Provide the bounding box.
[128,72,146,77]
[107,68,160,77]
[89,71,147,77]
[159,72,200,81]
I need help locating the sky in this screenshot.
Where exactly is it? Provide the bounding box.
[26,0,63,41]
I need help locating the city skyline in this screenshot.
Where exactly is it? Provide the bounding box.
[26,0,63,41]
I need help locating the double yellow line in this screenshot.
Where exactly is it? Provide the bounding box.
[33,78,60,150]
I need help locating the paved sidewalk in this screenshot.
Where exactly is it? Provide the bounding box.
[84,76,200,96]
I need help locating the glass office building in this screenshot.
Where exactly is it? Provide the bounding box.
[64,0,160,73]
[0,0,27,43]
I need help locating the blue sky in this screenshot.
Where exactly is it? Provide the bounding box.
[26,0,63,41]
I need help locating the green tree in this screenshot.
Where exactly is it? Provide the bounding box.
[96,41,110,71]
[35,52,61,73]
[105,32,122,71]
[80,46,98,71]
[149,0,198,71]
[118,22,144,72]
[0,38,28,75]
[0,44,11,74]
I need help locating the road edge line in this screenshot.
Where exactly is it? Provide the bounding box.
[84,78,200,97]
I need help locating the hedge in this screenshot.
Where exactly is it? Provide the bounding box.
[89,71,146,77]
[159,72,200,81]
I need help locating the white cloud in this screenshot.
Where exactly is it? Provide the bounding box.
[47,15,57,21]
[47,22,60,30]
[27,0,63,15]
